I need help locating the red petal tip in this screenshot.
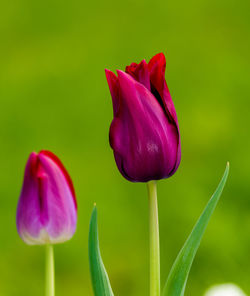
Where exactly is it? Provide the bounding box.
[39,150,77,209]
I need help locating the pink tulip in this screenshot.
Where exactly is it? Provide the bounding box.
[16,151,77,245]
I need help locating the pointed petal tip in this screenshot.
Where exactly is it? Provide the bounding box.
[29,151,38,158]
[149,52,166,65]
[105,68,114,75]
[158,52,165,56]
[137,59,149,71]
[155,52,166,59]
[39,150,50,156]
[26,152,39,176]
[105,69,117,81]
[116,69,125,76]
[106,68,119,82]
[117,70,138,90]
[117,69,132,81]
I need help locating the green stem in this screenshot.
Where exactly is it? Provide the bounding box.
[147,181,160,296]
[45,244,55,296]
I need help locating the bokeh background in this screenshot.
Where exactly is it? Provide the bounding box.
[0,0,249,295]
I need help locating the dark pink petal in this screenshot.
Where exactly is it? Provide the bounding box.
[105,69,120,116]
[117,70,147,111]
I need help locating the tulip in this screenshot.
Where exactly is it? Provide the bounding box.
[105,53,181,182]
[16,150,77,245]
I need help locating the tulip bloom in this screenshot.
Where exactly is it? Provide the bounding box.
[16,150,77,245]
[105,53,181,182]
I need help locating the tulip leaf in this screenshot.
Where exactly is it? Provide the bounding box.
[89,206,114,296]
[163,162,229,296]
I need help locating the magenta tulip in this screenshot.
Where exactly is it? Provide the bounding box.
[16,150,77,245]
[105,53,181,182]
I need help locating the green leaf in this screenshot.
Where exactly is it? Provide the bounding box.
[89,205,114,296]
[163,162,229,296]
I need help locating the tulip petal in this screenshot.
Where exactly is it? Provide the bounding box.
[149,53,181,175]
[38,153,77,241]
[105,69,120,116]
[40,150,77,209]
[148,53,178,124]
[125,60,151,91]
[17,153,47,243]
[117,70,148,110]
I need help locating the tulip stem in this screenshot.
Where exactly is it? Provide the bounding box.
[147,181,160,296]
[45,244,55,296]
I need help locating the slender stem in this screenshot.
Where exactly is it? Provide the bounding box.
[45,244,55,296]
[147,181,160,296]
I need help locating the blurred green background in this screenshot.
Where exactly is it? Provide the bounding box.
[0,0,249,295]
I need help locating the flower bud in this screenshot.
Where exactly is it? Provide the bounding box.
[105,53,181,182]
[16,150,77,245]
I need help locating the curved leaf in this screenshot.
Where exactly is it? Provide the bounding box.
[163,162,229,296]
[89,206,114,296]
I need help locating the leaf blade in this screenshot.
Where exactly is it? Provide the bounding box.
[88,206,114,296]
[163,162,230,296]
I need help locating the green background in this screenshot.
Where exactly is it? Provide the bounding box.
[0,0,249,295]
